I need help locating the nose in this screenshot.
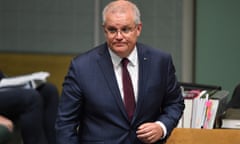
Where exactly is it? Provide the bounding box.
[115,31,124,39]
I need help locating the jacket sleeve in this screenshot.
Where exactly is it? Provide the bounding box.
[157,55,185,139]
[55,60,82,144]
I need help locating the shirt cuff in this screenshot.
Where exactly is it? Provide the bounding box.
[155,121,167,139]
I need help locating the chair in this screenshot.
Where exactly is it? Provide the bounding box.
[227,83,240,108]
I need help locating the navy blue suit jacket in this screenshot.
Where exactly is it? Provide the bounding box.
[55,43,184,144]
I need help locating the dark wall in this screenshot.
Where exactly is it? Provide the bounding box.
[0,0,183,78]
[195,0,240,97]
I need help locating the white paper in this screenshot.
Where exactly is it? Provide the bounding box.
[0,71,50,89]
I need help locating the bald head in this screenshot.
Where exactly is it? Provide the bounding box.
[102,0,141,25]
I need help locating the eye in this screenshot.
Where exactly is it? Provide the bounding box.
[121,27,131,34]
[107,28,117,34]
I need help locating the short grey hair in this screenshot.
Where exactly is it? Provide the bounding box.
[102,0,141,25]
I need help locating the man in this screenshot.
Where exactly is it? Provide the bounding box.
[0,71,59,144]
[0,115,13,144]
[55,0,184,143]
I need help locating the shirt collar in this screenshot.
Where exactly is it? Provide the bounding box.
[108,46,138,68]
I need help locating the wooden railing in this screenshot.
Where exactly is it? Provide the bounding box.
[166,128,240,144]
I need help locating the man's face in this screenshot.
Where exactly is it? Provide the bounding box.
[103,11,142,58]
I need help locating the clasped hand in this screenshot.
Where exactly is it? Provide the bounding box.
[136,122,163,144]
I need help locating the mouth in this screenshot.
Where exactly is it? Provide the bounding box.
[113,42,126,47]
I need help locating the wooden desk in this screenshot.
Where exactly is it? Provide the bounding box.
[166,128,240,144]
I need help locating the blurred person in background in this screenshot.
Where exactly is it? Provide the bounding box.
[0,70,59,144]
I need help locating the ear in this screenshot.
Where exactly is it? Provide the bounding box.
[136,23,142,36]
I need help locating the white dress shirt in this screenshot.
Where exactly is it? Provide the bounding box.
[108,47,139,102]
[108,46,167,139]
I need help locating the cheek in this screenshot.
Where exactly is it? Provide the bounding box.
[127,35,138,44]
[105,36,114,43]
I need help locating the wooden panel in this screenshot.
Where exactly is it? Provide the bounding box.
[166,128,240,144]
[0,53,75,93]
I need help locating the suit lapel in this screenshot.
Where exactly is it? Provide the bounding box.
[97,44,129,120]
[132,44,151,122]
[96,43,152,123]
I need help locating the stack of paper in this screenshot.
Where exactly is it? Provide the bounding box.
[221,108,240,129]
[178,87,229,129]
[0,71,50,89]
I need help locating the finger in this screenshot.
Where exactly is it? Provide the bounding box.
[139,134,155,144]
[137,129,152,139]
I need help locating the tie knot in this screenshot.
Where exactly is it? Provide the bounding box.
[121,58,129,68]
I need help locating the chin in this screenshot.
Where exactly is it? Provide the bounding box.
[114,47,128,52]
[111,49,127,57]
